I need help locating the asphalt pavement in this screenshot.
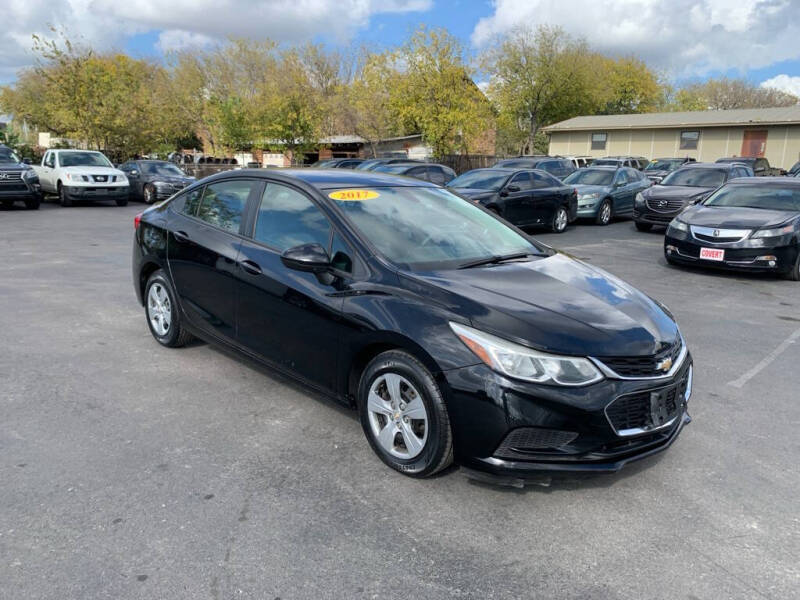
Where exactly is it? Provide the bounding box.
[1,200,798,599]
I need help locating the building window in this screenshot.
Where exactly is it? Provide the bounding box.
[591,132,607,150]
[680,130,700,150]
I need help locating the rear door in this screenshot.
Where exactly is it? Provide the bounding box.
[530,171,565,225]
[40,151,56,192]
[234,181,348,391]
[166,178,260,342]
[502,172,535,224]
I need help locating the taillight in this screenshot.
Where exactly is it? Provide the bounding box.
[134,212,143,230]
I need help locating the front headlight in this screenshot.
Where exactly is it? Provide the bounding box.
[22,170,38,182]
[668,218,688,232]
[116,174,128,184]
[449,322,604,386]
[751,224,795,238]
[579,192,600,201]
[635,192,645,206]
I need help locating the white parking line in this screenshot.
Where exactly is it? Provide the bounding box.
[728,326,800,388]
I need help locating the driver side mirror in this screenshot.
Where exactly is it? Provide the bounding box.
[281,243,331,273]
[505,184,520,193]
[129,170,139,178]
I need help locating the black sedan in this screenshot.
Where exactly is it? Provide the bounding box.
[133,169,692,480]
[634,162,753,231]
[447,168,577,233]
[643,157,696,183]
[665,177,800,280]
[372,162,455,185]
[311,158,365,169]
[118,160,196,204]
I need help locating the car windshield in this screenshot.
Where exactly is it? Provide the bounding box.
[140,162,186,177]
[331,186,543,270]
[563,169,614,186]
[448,169,509,191]
[60,152,113,167]
[703,185,800,211]
[661,168,725,187]
[716,158,754,165]
[645,159,683,171]
[0,148,21,163]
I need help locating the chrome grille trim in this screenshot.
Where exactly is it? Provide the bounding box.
[590,337,687,381]
[690,225,751,244]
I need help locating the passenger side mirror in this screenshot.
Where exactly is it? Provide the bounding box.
[22,158,31,165]
[281,243,331,273]
[505,184,520,193]
[129,170,139,178]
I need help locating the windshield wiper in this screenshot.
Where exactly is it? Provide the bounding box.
[457,252,537,269]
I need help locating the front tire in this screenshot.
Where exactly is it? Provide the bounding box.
[635,222,652,232]
[115,195,129,206]
[25,195,41,210]
[144,270,194,347]
[782,251,800,281]
[551,206,568,233]
[358,350,453,478]
[58,182,72,207]
[1,199,13,209]
[595,199,612,225]
[143,184,156,204]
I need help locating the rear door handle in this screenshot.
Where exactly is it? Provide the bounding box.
[173,230,190,243]
[239,259,262,276]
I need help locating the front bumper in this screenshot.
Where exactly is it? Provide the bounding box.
[665,234,799,274]
[442,355,693,477]
[576,201,600,218]
[633,207,680,226]
[63,185,129,201]
[0,181,42,200]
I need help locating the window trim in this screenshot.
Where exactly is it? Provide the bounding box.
[175,178,262,238]
[679,130,700,150]
[591,132,607,150]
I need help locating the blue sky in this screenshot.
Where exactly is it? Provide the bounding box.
[4,0,800,95]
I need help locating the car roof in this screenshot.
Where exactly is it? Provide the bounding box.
[682,162,738,170]
[199,168,439,190]
[578,165,619,171]
[716,157,756,162]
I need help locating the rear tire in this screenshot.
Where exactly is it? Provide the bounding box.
[635,222,652,232]
[58,182,72,207]
[358,350,453,478]
[595,199,612,225]
[551,206,569,233]
[144,270,194,347]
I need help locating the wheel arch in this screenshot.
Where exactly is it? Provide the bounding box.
[138,261,162,306]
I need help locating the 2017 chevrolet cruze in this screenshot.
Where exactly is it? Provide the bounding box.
[133,170,693,479]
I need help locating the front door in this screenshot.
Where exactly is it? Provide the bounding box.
[741,130,767,157]
[502,172,535,224]
[167,179,260,342]
[234,181,345,392]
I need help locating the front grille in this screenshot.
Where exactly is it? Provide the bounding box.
[693,232,741,243]
[599,338,682,378]
[0,183,28,192]
[0,171,23,181]
[606,374,689,434]
[645,213,674,223]
[646,197,686,212]
[494,427,578,459]
[92,174,109,183]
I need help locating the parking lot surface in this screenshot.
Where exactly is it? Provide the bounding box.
[2,202,799,599]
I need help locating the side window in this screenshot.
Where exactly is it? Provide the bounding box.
[174,187,203,216]
[510,172,532,190]
[254,183,331,251]
[195,179,254,233]
[330,232,354,274]
[407,166,428,181]
[531,172,554,189]
[44,152,55,168]
[427,166,447,186]
[614,170,629,185]
[118,162,132,173]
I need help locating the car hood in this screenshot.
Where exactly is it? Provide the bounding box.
[645,169,669,178]
[403,253,678,357]
[645,185,713,200]
[148,175,195,185]
[572,184,611,196]
[61,166,124,175]
[681,205,798,228]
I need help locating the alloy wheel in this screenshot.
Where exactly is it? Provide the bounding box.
[144,185,154,204]
[599,202,611,225]
[554,207,568,232]
[367,373,428,459]
[147,283,172,336]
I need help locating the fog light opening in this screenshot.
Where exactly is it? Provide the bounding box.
[755,255,777,267]
[666,245,677,254]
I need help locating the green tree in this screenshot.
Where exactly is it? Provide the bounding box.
[669,77,798,111]
[599,56,665,114]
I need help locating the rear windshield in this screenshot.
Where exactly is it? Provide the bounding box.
[60,152,113,167]
[661,168,725,187]
[448,169,509,191]
[563,169,614,186]
[704,185,800,211]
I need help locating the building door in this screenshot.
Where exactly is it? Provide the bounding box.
[741,130,767,157]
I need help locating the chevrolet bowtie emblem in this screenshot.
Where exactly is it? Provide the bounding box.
[656,357,673,372]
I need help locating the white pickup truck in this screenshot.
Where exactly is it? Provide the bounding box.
[34,149,129,206]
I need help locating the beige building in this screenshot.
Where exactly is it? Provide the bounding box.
[543,106,800,170]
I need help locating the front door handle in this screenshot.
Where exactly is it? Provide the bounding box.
[173,230,190,243]
[239,259,262,276]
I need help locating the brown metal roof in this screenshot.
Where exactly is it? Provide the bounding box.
[542,106,800,132]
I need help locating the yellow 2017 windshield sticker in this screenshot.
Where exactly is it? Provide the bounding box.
[328,189,380,201]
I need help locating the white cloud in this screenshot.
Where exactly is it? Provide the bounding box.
[761,74,800,98]
[0,0,431,82]
[471,0,800,78]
